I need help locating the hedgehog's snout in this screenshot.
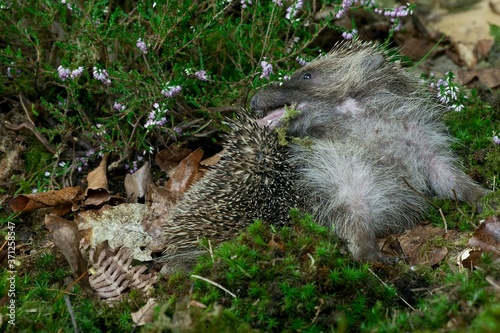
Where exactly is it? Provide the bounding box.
[250,93,259,112]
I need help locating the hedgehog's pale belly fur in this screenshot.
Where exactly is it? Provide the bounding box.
[161,41,489,272]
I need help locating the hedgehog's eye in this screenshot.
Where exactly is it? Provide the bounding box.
[303,73,312,80]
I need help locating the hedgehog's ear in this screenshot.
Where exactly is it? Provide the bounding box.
[362,53,385,71]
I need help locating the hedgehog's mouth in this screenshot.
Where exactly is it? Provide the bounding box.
[255,107,286,130]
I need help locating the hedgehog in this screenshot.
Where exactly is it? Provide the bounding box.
[160,113,302,273]
[251,40,490,264]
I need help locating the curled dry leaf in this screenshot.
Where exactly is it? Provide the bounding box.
[88,243,157,304]
[460,216,500,268]
[44,214,90,289]
[125,162,151,202]
[9,186,83,213]
[131,298,157,326]
[84,153,110,206]
[166,148,204,197]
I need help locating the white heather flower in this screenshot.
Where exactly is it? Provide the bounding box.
[44,171,51,177]
[273,0,283,6]
[493,135,500,145]
[136,38,148,54]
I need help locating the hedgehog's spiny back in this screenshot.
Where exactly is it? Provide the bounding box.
[161,114,301,256]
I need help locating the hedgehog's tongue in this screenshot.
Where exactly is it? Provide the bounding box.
[256,107,286,130]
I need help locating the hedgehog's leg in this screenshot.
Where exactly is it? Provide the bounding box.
[427,154,489,204]
[297,142,397,264]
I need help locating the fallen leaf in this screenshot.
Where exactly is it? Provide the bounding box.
[390,224,458,266]
[155,146,193,177]
[9,186,82,212]
[200,150,223,167]
[467,216,500,254]
[44,214,90,289]
[125,162,151,202]
[166,148,204,197]
[131,298,157,325]
[76,203,155,261]
[458,68,500,88]
[85,153,110,206]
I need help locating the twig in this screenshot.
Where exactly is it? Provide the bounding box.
[368,268,416,311]
[4,121,57,155]
[190,274,236,298]
[64,294,79,333]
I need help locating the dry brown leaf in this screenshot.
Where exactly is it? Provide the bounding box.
[475,39,495,60]
[200,150,223,167]
[76,203,155,261]
[125,162,151,202]
[9,186,82,213]
[44,214,90,289]
[394,36,443,61]
[166,148,204,197]
[155,146,193,176]
[131,298,157,326]
[458,68,500,89]
[85,153,110,206]
[391,225,457,266]
[147,185,177,251]
[467,216,500,255]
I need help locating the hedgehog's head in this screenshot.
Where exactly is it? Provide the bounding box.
[251,40,413,137]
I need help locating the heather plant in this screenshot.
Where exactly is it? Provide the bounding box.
[1,0,416,188]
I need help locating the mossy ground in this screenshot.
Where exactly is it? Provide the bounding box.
[1,1,500,332]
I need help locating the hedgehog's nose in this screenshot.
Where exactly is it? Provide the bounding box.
[250,94,259,111]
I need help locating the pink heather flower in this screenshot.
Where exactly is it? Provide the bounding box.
[161,84,182,98]
[113,102,126,111]
[273,0,283,6]
[286,0,303,20]
[342,29,358,40]
[493,135,500,145]
[336,0,354,18]
[145,104,168,130]
[241,0,252,9]
[93,67,111,85]
[296,56,308,67]
[260,60,273,79]
[70,66,84,79]
[58,66,71,81]
[136,38,148,54]
[195,70,208,81]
